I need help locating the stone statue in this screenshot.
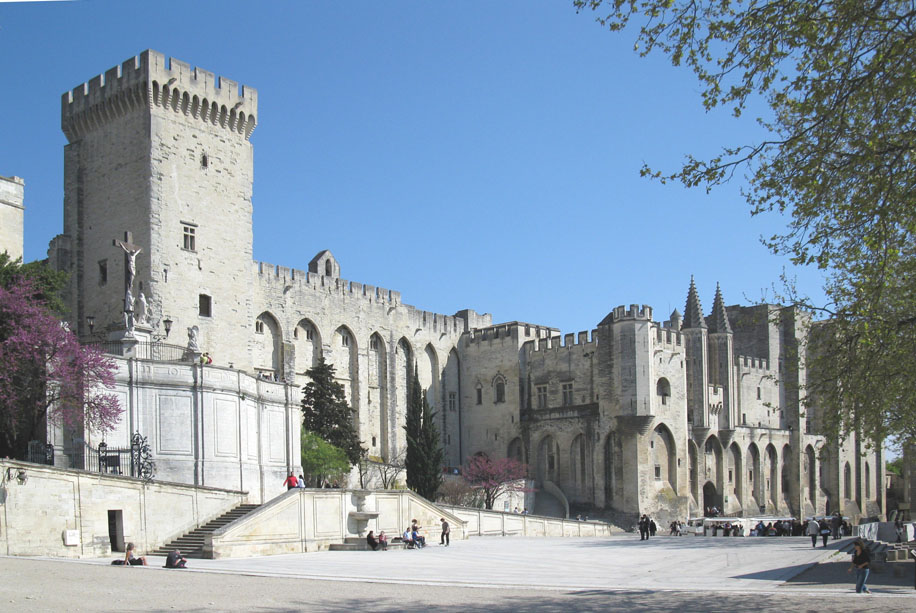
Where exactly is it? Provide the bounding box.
[123,287,135,336]
[134,291,150,325]
[187,325,200,353]
[117,240,142,291]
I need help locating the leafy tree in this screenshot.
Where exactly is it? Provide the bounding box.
[404,366,444,499]
[462,454,530,510]
[0,279,120,459]
[437,476,485,508]
[301,356,364,465]
[575,0,916,446]
[300,429,350,487]
[0,252,68,314]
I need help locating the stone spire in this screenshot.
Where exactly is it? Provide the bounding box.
[683,276,706,329]
[708,282,732,334]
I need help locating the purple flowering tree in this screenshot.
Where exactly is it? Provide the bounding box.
[463,454,531,510]
[0,280,121,459]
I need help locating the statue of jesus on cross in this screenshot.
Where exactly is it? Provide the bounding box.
[113,231,142,335]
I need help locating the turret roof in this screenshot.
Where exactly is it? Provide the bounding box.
[707,283,732,334]
[683,276,707,329]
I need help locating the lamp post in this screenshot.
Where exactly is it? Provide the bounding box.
[152,316,173,342]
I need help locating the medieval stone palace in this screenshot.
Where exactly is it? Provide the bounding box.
[13,50,883,520]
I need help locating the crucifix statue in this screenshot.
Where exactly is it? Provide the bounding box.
[113,231,143,336]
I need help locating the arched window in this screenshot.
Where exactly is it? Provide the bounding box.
[865,462,871,498]
[656,377,671,405]
[844,462,852,499]
[325,259,332,276]
[495,378,506,403]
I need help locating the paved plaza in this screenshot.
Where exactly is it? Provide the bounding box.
[2,536,914,611]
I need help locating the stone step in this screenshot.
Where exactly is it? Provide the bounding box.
[152,503,261,559]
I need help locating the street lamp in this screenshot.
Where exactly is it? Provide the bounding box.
[153,316,173,342]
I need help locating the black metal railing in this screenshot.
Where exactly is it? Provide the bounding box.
[27,440,55,466]
[86,340,191,361]
[62,434,156,482]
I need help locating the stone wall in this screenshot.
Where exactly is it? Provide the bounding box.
[206,488,465,558]
[0,460,246,558]
[0,175,24,261]
[53,356,300,503]
[437,505,612,538]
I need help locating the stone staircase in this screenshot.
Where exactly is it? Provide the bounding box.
[151,503,260,559]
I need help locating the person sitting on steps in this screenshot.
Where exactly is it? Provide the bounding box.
[123,542,147,566]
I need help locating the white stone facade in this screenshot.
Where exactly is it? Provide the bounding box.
[43,51,883,520]
[0,175,24,261]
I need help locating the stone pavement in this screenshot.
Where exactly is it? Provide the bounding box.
[4,535,916,612]
[73,535,913,595]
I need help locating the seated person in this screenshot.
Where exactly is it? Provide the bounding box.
[378,531,388,551]
[165,549,187,568]
[411,529,426,548]
[402,527,416,548]
[123,542,147,566]
[367,530,380,551]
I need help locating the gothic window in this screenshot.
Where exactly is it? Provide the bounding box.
[325,259,332,276]
[255,320,265,334]
[200,153,208,169]
[495,378,506,403]
[656,378,671,405]
[448,392,457,412]
[655,465,661,480]
[536,385,547,409]
[199,294,212,317]
[370,338,379,350]
[476,387,482,405]
[182,223,197,251]
[341,331,350,347]
[562,383,574,406]
[98,259,108,285]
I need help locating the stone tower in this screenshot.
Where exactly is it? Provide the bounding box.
[707,283,737,430]
[682,276,710,431]
[0,175,25,261]
[56,50,257,366]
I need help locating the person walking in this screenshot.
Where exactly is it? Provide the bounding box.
[848,540,871,594]
[638,515,649,541]
[283,472,298,490]
[440,517,450,546]
[649,518,657,537]
[807,517,820,548]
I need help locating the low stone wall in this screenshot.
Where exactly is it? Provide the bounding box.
[206,488,466,558]
[0,460,247,558]
[437,505,613,538]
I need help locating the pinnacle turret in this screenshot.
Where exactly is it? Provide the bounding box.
[683,276,706,329]
[707,283,732,334]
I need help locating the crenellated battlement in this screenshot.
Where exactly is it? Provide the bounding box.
[651,322,683,347]
[526,328,598,354]
[253,260,467,337]
[607,304,654,323]
[736,355,771,372]
[62,50,257,142]
[465,322,556,346]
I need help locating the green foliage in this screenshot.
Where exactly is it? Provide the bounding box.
[404,365,444,499]
[300,429,350,487]
[576,0,916,446]
[301,356,364,465]
[886,457,903,477]
[0,252,68,315]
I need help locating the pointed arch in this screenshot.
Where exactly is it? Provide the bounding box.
[443,348,461,466]
[536,434,560,483]
[651,423,677,489]
[688,439,699,505]
[333,325,359,408]
[765,443,778,510]
[844,461,852,500]
[293,318,323,386]
[570,433,587,496]
[508,437,525,464]
[394,338,413,454]
[704,435,724,509]
[368,332,388,460]
[420,343,440,410]
[747,443,762,509]
[253,311,282,378]
[728,442,743,509]
[604,432,621,508]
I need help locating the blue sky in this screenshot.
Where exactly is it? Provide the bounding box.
[0,0,827,334]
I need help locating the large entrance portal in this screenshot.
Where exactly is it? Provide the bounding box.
[703,481,721,514]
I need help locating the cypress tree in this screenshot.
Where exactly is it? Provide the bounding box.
[301,356,364,465]
[404,365,444,499]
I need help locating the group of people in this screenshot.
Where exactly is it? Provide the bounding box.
[637,515,657,540]
[113,542,187,569]
[283,472,341,490]
[395,518,451,549]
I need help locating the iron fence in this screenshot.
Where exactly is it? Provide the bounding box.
[86,340,191,361]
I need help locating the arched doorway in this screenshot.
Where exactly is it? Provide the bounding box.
[703,481,720,513]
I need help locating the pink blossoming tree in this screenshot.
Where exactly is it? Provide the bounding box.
[0,280,121,459]
[462,453,531,510]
